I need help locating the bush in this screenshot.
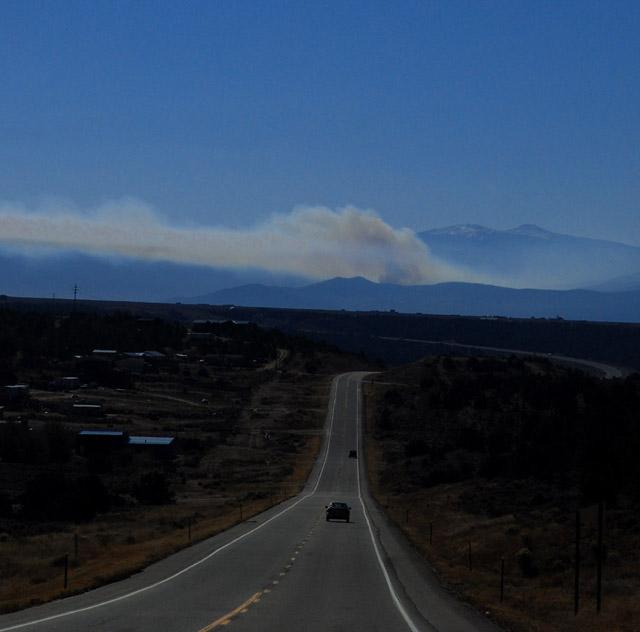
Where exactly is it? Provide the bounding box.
[405,439,429,458]
[21,473,109,522]
[133,471,175,505]
[0,492,12,518]
[516,547,537,577]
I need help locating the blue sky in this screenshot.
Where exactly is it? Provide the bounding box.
[1,1,639,277]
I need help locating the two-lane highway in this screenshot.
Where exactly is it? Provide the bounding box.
[0,373,502,632]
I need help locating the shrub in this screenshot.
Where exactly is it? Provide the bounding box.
[21,473,109,521]
[133,471,175,505]
[0,492,12,518]
[516,547,537,577]
[405,439,429,458]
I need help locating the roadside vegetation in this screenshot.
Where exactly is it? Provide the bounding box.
[365,355,640,632]
[0,308,373,613]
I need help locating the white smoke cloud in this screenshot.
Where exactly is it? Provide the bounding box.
[0,198,479,285]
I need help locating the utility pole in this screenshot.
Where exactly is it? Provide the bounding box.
[596,501,604,614]
[575,510,580,615]
[73,284,78,312]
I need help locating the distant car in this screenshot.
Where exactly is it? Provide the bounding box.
[326,501,351,522]
[348,450,357,458]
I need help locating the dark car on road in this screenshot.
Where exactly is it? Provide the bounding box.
[348,450,357,458]
[325,501,351,522]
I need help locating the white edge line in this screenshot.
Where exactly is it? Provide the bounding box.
[0,376,343,631]
[354,374,421,632]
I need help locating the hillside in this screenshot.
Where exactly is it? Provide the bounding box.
[365,355,640,631]
[3,295,640,371]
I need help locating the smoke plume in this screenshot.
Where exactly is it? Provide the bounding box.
[0,199,474,285]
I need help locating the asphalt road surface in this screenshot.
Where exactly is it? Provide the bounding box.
[0,372,502,632]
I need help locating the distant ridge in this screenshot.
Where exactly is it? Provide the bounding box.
[178,277,640,323]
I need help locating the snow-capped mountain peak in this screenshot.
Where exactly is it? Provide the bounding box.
[421,224,497,239]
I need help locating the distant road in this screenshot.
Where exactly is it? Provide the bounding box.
[380,337,623,378]
[0,373,501,632]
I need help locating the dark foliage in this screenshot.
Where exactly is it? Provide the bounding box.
[0,492,12,518]
[133,471,175,505]
[372,355,640,505]
[216,306,640,369]
[0,423,73,465]
[21,473,110,522]
[0,309,185,368]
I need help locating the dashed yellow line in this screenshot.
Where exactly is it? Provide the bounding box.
[197,592,262,631]
[197,526,316,630]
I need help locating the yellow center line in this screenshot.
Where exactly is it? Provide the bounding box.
[197,592,262,631]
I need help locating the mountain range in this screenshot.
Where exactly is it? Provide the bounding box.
[2,224,640,322]
[418,224,640,291]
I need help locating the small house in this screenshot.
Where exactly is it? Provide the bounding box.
[1,385,29,403]
[128,435,175,460]
[65,402,104,417]
[56,376,80,390]
[76,430,128,456]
